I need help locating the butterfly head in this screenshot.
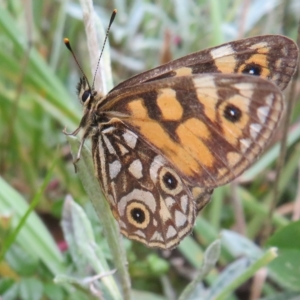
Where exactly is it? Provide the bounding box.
[65,10,117,112]
[64,39,99,110]
[76,76,98,109]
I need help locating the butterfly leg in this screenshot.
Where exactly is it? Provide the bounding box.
[63,112,90,136]
[69,137,85,173]
[74,136,86,164]
[62,126,81,136]
[71,126,94,172]
[62,126,83,172]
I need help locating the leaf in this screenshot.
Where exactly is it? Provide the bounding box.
[265,220,300,250]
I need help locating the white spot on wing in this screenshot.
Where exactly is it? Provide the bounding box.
[150,155,166,183]
[257,106,270,123]
[175,210,187,227]
[250,42,268,49]
[233,83,254,99]
[109,160,121,179]
[128,159,143,179]
[159,197,172,222]
[240,138,252,153]
[151,231,163,242]
[102,126,115,134]
[165,197,175,208]
[265,93,274,106]
[102,134,116,154]
[118,189,156,215]
[134,230,146,238]
[210,45,235,59]
[180,195,188,213]
[166,226,177,239]
[193,75,216,90]
[123,130,138,149]
[233,83,253,90]
[117,143,129,155]
[250,123,262,139]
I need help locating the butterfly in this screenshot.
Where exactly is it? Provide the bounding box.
[66,34,298,250]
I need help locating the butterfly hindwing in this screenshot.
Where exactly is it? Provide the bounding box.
[111,35,298,92]
[92,121,205,249]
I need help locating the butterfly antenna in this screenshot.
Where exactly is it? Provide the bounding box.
[91,9,117,90]
[64,38,92,91]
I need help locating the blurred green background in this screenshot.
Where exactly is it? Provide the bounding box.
[1,0,300,299]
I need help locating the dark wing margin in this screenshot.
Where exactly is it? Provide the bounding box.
[110,35,298,92]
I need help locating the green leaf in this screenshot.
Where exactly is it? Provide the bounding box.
[210,248,277,300]
[147,254,169,275]
[58,196,122,300]
[179,240,221,300]
[268,249,300,292]
[131,289,167,300]
[265,220,300,250]
[5,244,38,276]
[44,283,66,300]
[19,278,44,300]
[222,230,262,258]
[261,291,300,300]
[0,177,64,275]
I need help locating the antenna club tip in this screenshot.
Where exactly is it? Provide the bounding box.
[64,38,73,52]
[108,9,117,26]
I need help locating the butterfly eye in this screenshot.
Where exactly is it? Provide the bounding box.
[81,90,91,103]
[242,63,262,76]
[223,104,242,123]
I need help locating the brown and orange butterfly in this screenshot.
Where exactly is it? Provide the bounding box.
[65,29,298,249]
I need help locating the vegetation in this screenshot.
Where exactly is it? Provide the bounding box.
[1,0,300,299]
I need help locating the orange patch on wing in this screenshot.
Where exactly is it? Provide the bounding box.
[126,101,203,178]
[226,151,242,166]
[200,94,218,123]
[157,88,183,121]
[193,76,218,123]
[214,55,236,73]
[217,167,228,177]
[126,98,148,118]
[180,117,211,140]
[176,118,214,167]
[192,186,203,199]
[175,67,193,76]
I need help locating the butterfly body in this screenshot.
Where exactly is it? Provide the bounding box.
[71,35,298,249]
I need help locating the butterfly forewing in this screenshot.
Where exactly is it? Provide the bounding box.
[100,74,284,187]
[111,35,298,92]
